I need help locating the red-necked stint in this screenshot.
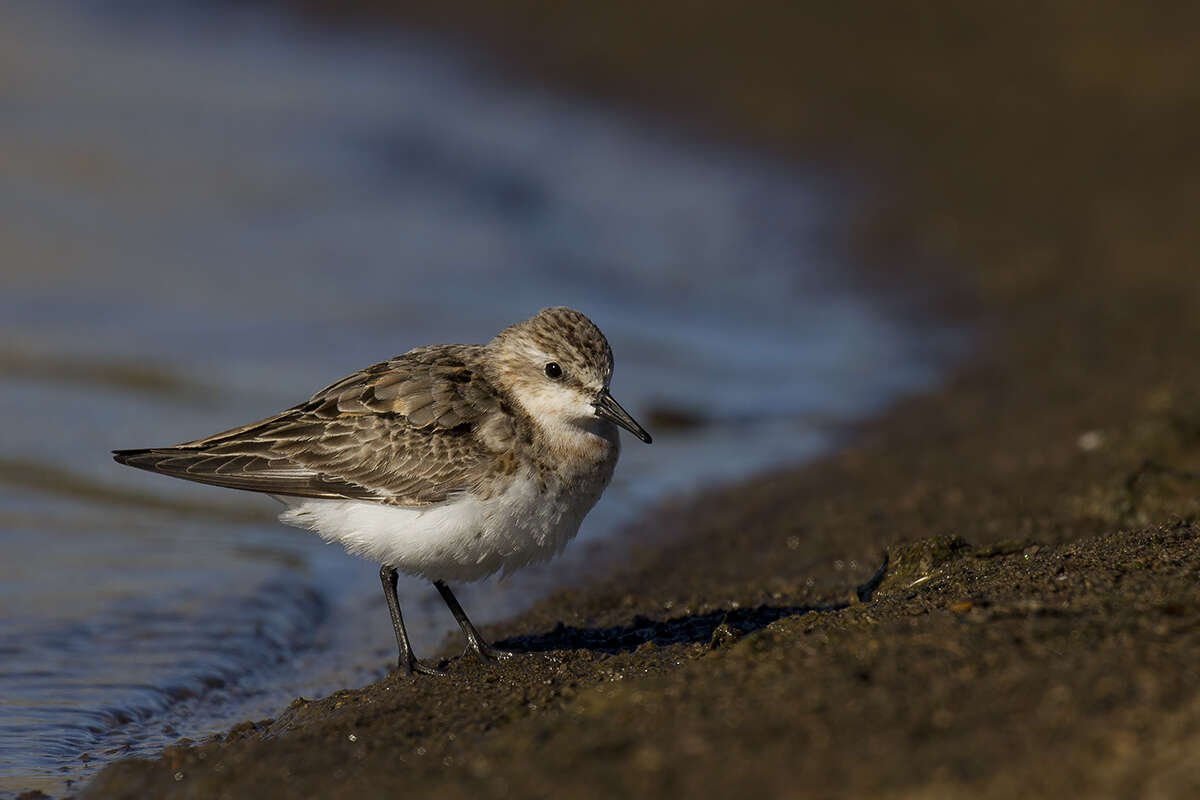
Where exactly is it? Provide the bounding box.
[114,307,651,676]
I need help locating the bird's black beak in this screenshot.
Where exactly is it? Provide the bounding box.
[594,391,652,444]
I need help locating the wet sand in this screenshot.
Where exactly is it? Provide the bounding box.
[81,3,1200,798]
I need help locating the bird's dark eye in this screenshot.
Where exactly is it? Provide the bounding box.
[544,362,563,380]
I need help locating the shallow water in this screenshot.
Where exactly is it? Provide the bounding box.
[0,1,957,794]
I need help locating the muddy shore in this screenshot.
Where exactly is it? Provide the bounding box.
[82,3,1200,798]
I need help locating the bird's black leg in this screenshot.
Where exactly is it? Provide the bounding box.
[380,565,445,676]
[434,580,513,662]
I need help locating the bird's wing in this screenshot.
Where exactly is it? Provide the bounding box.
[113,345,511,505]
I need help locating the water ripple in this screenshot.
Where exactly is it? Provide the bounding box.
[0,576,326,792]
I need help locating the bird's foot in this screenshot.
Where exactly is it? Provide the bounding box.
[395,656,448,677]
[466,637,514,663]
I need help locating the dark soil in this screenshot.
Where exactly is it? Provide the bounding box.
[83,2,1200,798]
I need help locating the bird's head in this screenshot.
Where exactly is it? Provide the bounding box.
[487,307,652,447]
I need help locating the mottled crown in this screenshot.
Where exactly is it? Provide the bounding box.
[490,307,614,387]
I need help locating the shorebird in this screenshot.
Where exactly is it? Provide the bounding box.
[114,307,651,676]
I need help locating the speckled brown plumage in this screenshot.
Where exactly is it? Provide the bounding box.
[492,306,614,389]
[112,307,617,507]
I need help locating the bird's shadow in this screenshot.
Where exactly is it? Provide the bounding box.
[494,602,843,655]
[493,556,887,655]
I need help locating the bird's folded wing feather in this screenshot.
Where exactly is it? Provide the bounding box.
[113,345,509,505]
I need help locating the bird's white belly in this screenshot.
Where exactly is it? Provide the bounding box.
[276,468,611,582]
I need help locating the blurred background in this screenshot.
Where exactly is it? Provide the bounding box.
[0,1,965,793]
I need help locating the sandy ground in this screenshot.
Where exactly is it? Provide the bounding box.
[78,2,1200,798]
